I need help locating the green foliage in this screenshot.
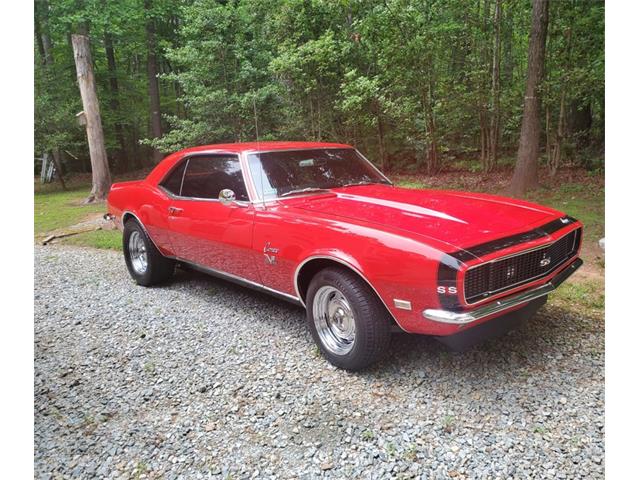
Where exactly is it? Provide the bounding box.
[35,0,605,173]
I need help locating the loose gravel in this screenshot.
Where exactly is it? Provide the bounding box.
[34,245,604,479]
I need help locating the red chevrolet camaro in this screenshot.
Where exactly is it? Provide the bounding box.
[107,141,583,370]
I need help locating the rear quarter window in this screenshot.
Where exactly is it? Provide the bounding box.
[160,160,187,196]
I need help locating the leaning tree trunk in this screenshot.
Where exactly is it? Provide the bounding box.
[72,34,112,202]
[509,0,549,196]
[145,0,164,164]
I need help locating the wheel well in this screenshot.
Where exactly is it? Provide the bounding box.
[296,258,382,306]
[297,258,343,304]
[122,212,135,225]
[296,257,401,329]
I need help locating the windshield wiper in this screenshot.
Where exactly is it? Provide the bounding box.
[340,181,389,188]
[279,187,331,198]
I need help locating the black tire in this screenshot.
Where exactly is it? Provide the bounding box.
[306,267,391,371]
[123,218,175,286]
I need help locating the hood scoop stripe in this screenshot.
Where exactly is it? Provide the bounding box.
[339,193,468,225]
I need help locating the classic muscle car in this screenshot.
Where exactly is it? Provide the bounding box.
[107,141,583,370]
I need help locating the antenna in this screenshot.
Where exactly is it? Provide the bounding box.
[252,92,260,143]
[252,92,266,208]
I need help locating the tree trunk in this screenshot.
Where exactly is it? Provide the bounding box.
[489,0,502,172]
[428,112,438,175]
[375,103,387,172]
[551,17,574,174]
[422,82,439,175]
[545,103,551,168]
[131,123,142,170]
[105,32,129,172]
[145,0,163,164]
[509,0,549,196]
[550,90,565,176]
[479,110,488,168]
[38,0,54,66]
[568,100,592,148]
[51,150,67,190]
[503,5,514,85]
[72,34,112,202]
[34,13,46,64]
[38,1,67,190]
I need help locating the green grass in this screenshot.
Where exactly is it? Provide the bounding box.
[34,187,105,234]
[396,179,427,189]
[550,279,605,314]
[525,183,604,242]
[63,229,122,250]
[361,429,375,441]
[34,184,122,250]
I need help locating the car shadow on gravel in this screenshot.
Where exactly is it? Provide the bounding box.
[168,266,307,318]
[166,267,602,387]
[376,304,603,381]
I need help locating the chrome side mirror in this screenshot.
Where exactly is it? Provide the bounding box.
[218,189,236,206]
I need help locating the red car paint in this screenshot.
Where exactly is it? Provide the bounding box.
[107,142,582,337]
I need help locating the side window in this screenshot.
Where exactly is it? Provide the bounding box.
[180,155,249,201]
[161,160,187,196]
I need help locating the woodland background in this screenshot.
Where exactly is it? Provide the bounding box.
[34,0,604,186]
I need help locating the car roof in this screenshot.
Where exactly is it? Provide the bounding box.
[145,141,356,186]
[177,141,353,155]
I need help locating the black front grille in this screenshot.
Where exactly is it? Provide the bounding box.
[464,228,582,304]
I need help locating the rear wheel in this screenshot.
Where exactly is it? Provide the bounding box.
[306,267,391,371]
[123,218,175,286]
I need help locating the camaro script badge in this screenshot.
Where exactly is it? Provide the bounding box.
[263,242,279,265]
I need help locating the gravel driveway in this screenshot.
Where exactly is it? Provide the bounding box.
[34,245,604,479]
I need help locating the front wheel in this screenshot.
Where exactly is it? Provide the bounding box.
[123,218,175,286]
[306,267,391,371]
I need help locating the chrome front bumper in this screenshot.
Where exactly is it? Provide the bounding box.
[422,258,583,325]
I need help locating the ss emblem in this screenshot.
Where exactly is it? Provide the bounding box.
[437,286,458,295]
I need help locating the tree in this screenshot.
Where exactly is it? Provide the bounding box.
[35,0,66,190]
[104,30,128,172]
[488,0,502,172]
[510,0,550,195]
[72,34,112,202]
[35,0,603,177]
[145,0,164,163]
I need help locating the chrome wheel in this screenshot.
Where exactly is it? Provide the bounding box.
[128,230,148,274]
[312,286,356,355]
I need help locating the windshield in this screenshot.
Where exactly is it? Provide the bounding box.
[247,148,390,200]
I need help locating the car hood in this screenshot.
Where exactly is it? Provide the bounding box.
[287,184,563,252]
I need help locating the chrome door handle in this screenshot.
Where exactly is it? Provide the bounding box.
[168,206,183,215]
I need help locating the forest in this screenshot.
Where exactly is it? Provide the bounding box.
[35,0,604,196]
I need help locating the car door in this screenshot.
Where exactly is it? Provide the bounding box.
[164,154,261,283]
